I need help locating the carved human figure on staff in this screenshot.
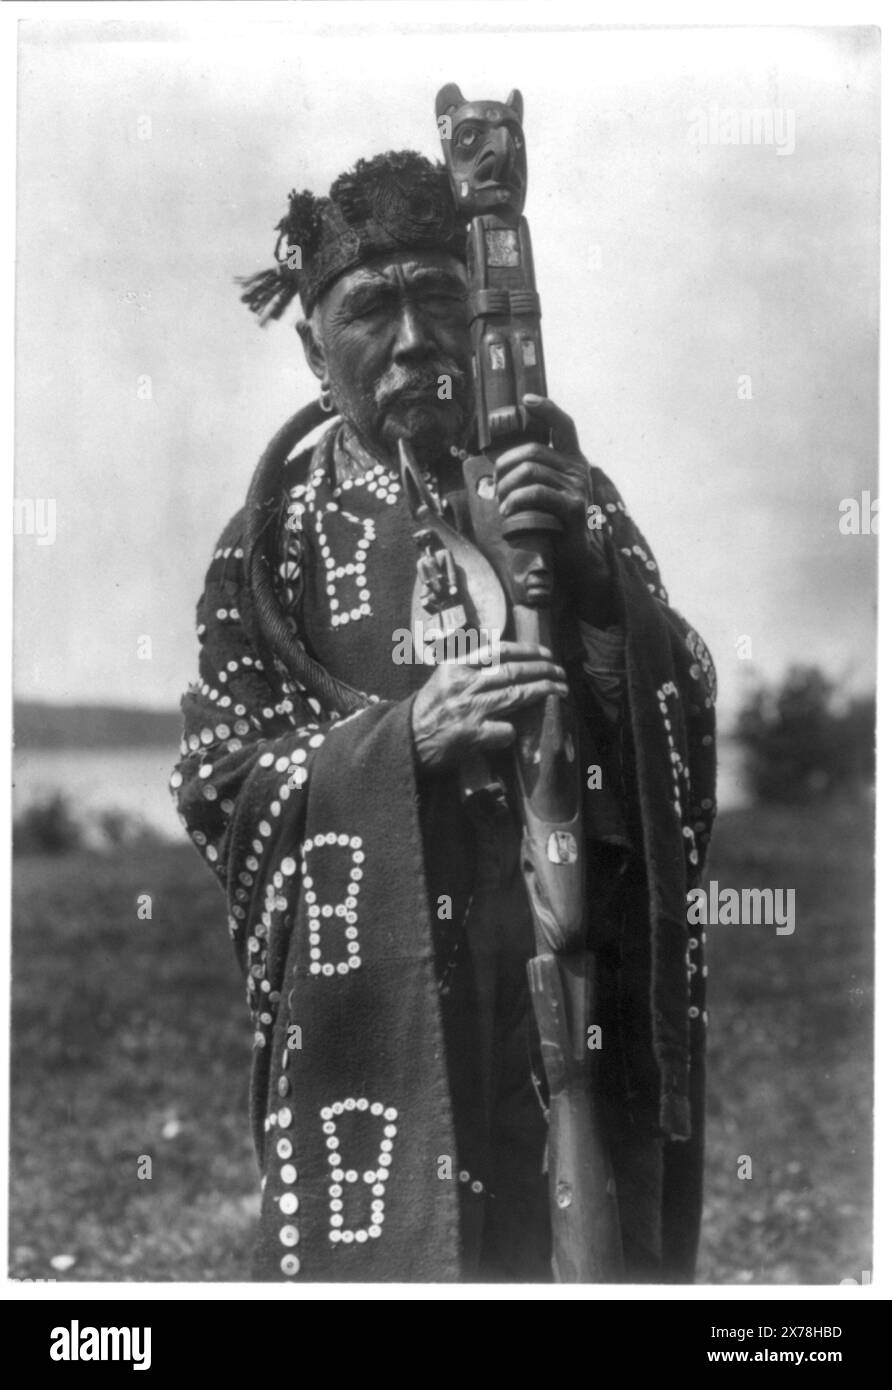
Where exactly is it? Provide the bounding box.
[172,88,717,1283]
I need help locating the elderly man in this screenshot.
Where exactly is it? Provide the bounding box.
[172,149,717,1283]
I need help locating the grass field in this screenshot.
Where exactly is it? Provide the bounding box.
[9,798,873,1284]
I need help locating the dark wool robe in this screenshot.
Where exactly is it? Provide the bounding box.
[171,421,718,1283]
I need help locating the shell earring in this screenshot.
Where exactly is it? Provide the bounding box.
[320,384,333,413]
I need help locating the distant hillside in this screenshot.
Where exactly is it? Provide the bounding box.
[14,702,182,750]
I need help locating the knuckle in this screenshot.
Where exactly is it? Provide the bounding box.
[453,693,471,723]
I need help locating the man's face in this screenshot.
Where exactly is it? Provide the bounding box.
[310,250,474,461]
[507,539,554,607]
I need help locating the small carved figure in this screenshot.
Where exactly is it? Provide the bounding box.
[415,529,460,612]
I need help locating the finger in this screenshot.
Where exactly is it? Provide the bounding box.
[475,720,516,750]
[474,669,568,701]
[500,484,574,521]
[493,442,558,473]
[494,448,580,482]
[481,678,569,715]
[493,641,555,660]
[452,640,555,666]
[522,393,580,456]
[474,658,567,687]
[496,459,579,494]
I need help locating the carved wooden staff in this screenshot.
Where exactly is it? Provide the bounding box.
[425,84,624,1281]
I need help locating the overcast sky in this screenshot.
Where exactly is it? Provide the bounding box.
[14,19,878,729]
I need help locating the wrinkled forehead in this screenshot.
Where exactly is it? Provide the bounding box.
[321,249,468,307]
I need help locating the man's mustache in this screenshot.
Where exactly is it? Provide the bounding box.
[374,360,468,410]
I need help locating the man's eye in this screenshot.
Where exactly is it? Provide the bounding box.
[348,298,387,319]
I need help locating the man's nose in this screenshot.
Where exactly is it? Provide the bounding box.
[392,301,428,359]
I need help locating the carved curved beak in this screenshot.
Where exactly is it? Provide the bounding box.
[475,127,518,187]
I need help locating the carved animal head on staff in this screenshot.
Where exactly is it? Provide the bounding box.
[435,84,527,220]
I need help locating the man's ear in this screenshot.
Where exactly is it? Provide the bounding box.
[296,317,327,383]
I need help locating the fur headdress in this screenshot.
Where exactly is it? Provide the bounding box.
[238,151,466,322]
